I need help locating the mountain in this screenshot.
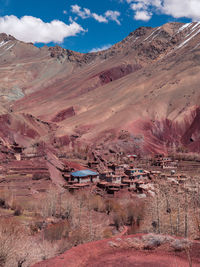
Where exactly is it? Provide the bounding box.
[1,21,200,156]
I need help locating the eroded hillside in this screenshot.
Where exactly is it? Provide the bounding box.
[1,22,200,154]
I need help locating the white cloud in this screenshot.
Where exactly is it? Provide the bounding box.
[134,10,152,21]
[105,10,121,25]
[90,44,112,52]
[127,0,200,21]
[71,5,91,19]
[92,13,108,23]
[0,15,85,43]
[71,5,121,25]
[129,0,159,21]
[127,0,161,7]
[131,3,146,10]
[161,0,200,21]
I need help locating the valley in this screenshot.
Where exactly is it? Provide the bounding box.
[0,21,200,266]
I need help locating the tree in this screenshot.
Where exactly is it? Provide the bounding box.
[41,187,59,218]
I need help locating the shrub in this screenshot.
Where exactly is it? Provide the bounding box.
[0,251,6,267]
[30,221,45,235]
[30,224,39,235]
[170,239,191,252]
[32,173,44,180]
[126,202,135,226]
[0,218,27,266]
[105,199,121,215]
[104,199,113,215]
[0,198,5,208]
[13,206,23,216]
[90,196,105,212]
[44,221,70,242]
[103,228,113,238]
[69,227,91,246]
[142,235,162,250]
[113,210,126,231]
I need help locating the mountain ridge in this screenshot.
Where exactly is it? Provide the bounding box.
[0,21,200,155]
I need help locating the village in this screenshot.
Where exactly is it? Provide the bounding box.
[0,139,199,202]
[0,141,200,267]
[61,153,198,198]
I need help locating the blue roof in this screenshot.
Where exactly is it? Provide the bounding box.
[71,169,98,177]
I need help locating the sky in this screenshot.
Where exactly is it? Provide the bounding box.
[0,0,198,53]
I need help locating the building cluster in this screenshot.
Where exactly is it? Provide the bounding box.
[62,154,193,197]
[0,139,193,198]
[63,162,156,196]
[153,154,178,169]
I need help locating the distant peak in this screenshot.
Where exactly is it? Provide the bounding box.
[161,22,183,35]
[0,33,16,42]
[128,26,152,38]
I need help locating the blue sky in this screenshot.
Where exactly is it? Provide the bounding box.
[0,0,196,53]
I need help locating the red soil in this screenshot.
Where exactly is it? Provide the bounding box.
[32,235,200,267]
[52,107,75,123]
[61,160,87,171]
[97,64,141,85]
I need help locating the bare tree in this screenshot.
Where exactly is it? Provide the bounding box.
[41,187,59,218]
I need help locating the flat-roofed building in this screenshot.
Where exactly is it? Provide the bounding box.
[70,169,99,184]
[106,174,122,184]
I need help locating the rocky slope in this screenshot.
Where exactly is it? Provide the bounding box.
[1,22,200,155]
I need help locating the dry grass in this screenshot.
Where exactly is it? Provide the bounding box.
[0,177,199,266]
[108,233,191,252]
[172,152,200,162]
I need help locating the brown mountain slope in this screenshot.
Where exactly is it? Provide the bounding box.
[1,22,200,154]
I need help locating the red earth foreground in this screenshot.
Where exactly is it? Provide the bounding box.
[32,234,200,267]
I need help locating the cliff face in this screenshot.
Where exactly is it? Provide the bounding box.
[1,21,200,154]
